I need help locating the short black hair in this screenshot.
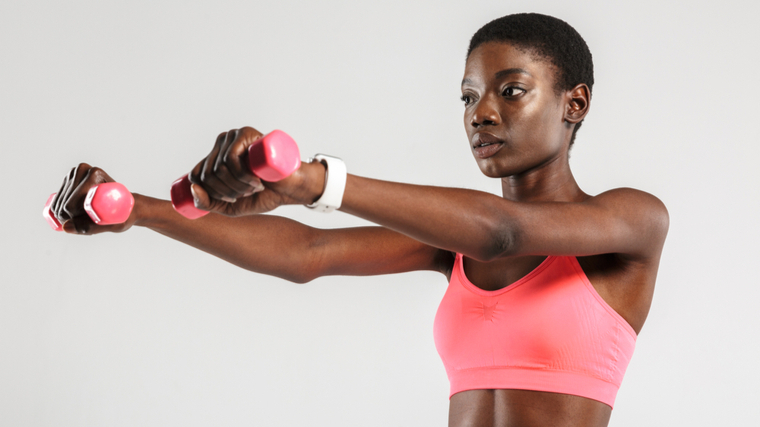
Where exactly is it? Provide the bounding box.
[467,13,594,145]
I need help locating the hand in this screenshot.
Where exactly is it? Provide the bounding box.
[188,127,323,217]
[49,163,137,235]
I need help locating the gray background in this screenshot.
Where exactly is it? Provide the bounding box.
[2,0,758,425]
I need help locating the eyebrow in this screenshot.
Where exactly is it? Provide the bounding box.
[461,68,532,86]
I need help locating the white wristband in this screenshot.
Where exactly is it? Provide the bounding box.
[306,154,346,213]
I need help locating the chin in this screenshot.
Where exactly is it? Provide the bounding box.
[473,146,527,178]
[475,160,510,179]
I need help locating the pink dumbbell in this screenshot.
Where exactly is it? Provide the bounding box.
[171,130,301,219]
[43,182,135,231]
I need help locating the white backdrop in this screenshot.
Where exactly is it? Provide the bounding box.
[2,0,759,426]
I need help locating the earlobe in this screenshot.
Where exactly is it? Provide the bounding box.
[564,84,590,124]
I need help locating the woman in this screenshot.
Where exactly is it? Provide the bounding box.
[49,13,668,427]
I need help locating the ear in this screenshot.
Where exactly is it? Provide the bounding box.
[564,83,590,124]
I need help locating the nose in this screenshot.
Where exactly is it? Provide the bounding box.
[470,95,501,128]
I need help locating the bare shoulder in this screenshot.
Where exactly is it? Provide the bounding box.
[590,188,669,257]
[591,188,669,227]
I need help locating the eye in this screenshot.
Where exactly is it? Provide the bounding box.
[502,87,526,97]
[460,94,473,106]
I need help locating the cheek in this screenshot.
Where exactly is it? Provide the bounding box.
[521,101,565,141]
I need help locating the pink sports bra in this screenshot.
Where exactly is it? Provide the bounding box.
[433,254,637,408]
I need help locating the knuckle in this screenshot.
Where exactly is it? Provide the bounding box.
[62,206,76,220]
[213,165,233,182]
[62,194,81,213]
[240,126,262,139]
[205,187,223,200]
[55,208,70,222]
[90,167,104,181]
[73,163,89,178]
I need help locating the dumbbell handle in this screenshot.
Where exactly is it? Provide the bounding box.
[44,182,135,231]
[171,130,301,220]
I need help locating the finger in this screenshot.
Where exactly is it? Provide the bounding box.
[188,158,206,185]
[62,215,97,235]
[52,167,75,217]
[49,170,71,218]
[62,166,114,220]
[62,167,97,219]
[188,157,234,201]
[200,133,242,201]
[62,215,122,235]
[213,129,260,195]
[222,127,262,186]
[189,183,231,213]
[54,164,91,222]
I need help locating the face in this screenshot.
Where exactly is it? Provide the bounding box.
[461,42,573,178]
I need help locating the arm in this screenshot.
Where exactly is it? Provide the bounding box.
[190,127,669,262]
[51,164,446,283]
[134,194,445,283]
[338,177,670,261]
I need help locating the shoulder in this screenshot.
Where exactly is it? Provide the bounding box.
[589,188,669,256]
[590,188,668,225]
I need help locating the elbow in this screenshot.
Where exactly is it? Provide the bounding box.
[240,267,314,285]
[281,246,325,284]
[285,275,313,285]
[279,266,319,284]
[277,229,325,284]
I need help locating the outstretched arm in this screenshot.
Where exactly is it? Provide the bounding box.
[135,194,445,283]
[191,127,669,262]
[50,164,446,283]
[339,177,669,262]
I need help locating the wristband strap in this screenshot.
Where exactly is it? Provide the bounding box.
[306,154,346,213]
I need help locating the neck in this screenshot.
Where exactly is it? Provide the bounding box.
[500,154,587,203]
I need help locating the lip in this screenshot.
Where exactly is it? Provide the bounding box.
[472,133,505,159]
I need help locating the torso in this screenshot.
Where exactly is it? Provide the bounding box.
[439,252,660,427]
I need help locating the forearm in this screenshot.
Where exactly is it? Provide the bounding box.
[133,194,320,283]
[182,127,513,261]
[339,175,514,261]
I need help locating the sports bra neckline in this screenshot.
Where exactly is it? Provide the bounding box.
[457,253,637,338]
[458,254,556,297]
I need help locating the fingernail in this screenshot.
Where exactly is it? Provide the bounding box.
[221,196,237,203]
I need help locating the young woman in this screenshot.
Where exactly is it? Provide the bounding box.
[49,13,668,427]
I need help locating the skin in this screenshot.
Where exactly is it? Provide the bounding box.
[50,41,668,427]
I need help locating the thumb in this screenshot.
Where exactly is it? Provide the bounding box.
[190,183,215,211]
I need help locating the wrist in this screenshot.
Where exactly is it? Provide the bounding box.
[131,193,159,227]
[275,159,326,206]
[305,158,328,204]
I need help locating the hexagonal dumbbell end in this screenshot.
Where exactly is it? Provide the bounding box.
[247,129,301,182]
[43,193,63,231]
[170,174,208,220]
[82,182,134,225]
